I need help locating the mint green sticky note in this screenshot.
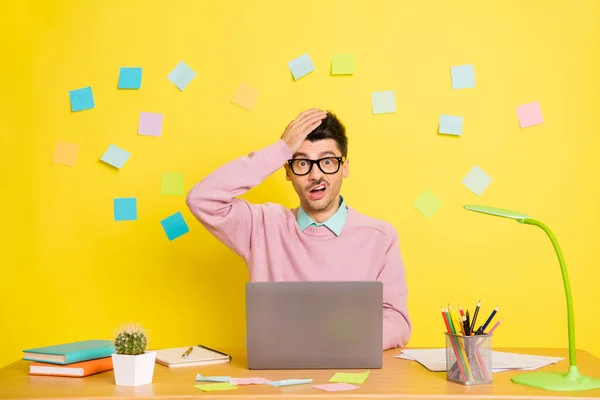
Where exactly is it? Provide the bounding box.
[194,383,237,392]
[329,370,369,384]
[462,166,492,196]
[331,54,354,75]
[161,172,184,195]
[413,190,442,218]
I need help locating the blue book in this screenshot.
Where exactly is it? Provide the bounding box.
[23,340,115,365]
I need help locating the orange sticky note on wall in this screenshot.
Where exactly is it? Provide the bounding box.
[53,141,79,166]
[232,82,260,111]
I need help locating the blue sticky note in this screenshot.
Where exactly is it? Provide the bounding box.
[451,64,475,89]
[118,67,142,89]
[439,115,463,135]
[372,91,396,114]
[288,53,315,80]
[160,211,189,241]
[168,61,196,91]
[196,374,230,383]
[100,144,131,168]
[69,86,95,112]
[114,198,137,221]
[268,379,313,387]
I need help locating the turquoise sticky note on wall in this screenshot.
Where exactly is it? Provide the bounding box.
[160,211,189,241]
[372,91,396,114]
[114,198,137,221]
[288,53,315,80]
[439,115,463,135]
[451,64,475,89]
[168,61,196,91]
[100,144,131,168]
[69,86,95,112]
[118,67,142,89]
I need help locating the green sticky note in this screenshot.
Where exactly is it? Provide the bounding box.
[194,383,238,392]
[161,172,184,196]
[413,190,442,218]
[329,370,370,384]
[331,54,354,75]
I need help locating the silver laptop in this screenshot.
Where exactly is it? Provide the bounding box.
[245,281,383,369]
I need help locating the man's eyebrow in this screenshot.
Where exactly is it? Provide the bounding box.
[292,151,339,159]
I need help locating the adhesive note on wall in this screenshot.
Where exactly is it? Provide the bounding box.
[313,383,359,392]
[516,102,543,128]
[462,166,492,196]
[232,83,260,111]
[194,383,237,392]
[372,91,396,114]
[268,379,313,387]
[161,172,184,195]
[114,198,137,221]
[160,211,189,241]
[138,112,164,136]
[331,54,354,75]
[69,86,95,112]
[451,64,475,89]
[329,370,370,384]
[100,144,130,168]
[439,115,463,136]
[413,190,442,218]
[168,61,196,91]
[288,53,315,80]
[118,67,142,89]
[52,141,79,167]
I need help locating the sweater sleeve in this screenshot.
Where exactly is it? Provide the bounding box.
[378,230,412,350]
[186,140,292,260]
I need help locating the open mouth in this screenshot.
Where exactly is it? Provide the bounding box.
[307,184,326,200]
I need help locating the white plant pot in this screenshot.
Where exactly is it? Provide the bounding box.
[112,351,156,387]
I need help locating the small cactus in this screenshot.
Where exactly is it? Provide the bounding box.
[114,324,147,355]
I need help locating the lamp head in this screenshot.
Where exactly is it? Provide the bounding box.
[464,205,531,223]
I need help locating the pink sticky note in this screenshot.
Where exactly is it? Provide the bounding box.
[230,377,271,385]
[313,383,359,392]
[516,102,543,128]
[138,112,164,136]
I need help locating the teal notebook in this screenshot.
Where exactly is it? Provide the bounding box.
[23,340,115,365]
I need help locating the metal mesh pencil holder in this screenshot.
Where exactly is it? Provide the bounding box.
[445,332,492,385]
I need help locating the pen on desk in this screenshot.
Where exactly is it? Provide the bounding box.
[181,346,193,359]
[470,301,480,334]
[479,306,499,333]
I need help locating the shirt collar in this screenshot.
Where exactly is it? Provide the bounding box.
[297,196,348,236]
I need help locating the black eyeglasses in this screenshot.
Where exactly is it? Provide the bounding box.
[287,157,345,176]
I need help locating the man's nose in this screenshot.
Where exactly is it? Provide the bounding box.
[308,163,323,180]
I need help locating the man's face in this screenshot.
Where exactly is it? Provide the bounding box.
[285,139,349,214]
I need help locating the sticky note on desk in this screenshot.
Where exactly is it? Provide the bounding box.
[230,377,271,385]
[439,115,463,136]
[161,172,184,196]
[160,211,189,241]
[451,64,475,89]
[313,383,359,392]
[168,61,196,91]
[195,373,230,383]
[288,53,315,80]
[329,370,370,384]
[194,383,237,392]
[118,67,142,89]
[268,379,312,387]
[462,166,492,196]
[372,91,396,114]
[69,86,95,112]
[413,189,442,218]
[331,54,354,75]
[52,141,79,167]
[114,198,137,221]
[516,101,543,128]
[100,144,130,168]
[232,82,260,111]
[138,112,163,136]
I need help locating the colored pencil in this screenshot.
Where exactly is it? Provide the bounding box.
[479,306,499,333]
[487,319,502,335]
[470,301,480,334]
[465,310,471,335]
[458,305,465,317]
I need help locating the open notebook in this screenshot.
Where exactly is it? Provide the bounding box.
[155,345,231,368]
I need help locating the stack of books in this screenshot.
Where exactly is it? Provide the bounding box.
[23,339,115,377]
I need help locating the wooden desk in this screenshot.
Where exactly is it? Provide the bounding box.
[1,348,600,400]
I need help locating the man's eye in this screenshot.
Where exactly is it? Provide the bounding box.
[323,159,332,165]
[298,161,308,167]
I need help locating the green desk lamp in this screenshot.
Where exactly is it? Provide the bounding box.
[464,205,600,391]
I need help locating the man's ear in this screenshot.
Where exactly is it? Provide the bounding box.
[284,164,292,181]
[342,159,350,178]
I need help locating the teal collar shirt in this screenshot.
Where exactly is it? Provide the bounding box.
[297,196,348,236]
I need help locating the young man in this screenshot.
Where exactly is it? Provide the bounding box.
[186,109,411,350]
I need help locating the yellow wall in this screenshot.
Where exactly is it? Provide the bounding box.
[2,0,599,368]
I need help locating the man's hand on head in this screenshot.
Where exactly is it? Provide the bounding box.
[281,109,327,154]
